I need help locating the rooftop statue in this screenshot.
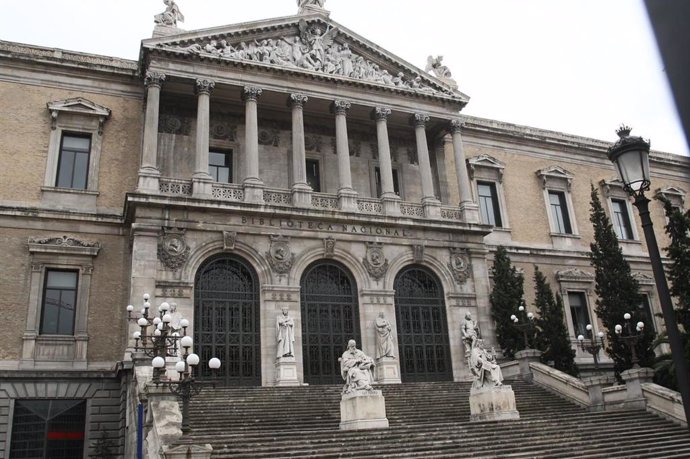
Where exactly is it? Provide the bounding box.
[426,55,458,89]
[154,0,184,27]
[298,0,327,10]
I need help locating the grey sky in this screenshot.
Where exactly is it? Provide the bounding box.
[2,0,686,155]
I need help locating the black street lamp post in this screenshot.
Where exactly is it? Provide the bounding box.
[607,126,690,432]
[577,324,605,372]
[510,303,535,350]
[615,313,645,369]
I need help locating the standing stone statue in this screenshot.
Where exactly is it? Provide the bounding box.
[298,0,326,9]
[154,0,184,27]
[276,307,295,358]
[375,312,395,359]
[469,335,503,389]
[339,340,375,394]
[461,312,480,356]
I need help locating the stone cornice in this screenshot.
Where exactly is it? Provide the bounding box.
[0,40,138,75]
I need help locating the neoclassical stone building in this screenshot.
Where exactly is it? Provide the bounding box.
[0,1,688,457]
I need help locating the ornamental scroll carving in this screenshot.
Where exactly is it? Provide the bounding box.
[170,22,448,95]
[158,228,190,271]
[267,235,295,274]
[363,242,388,281]
[449,248,471,284]
[28,235,100,248]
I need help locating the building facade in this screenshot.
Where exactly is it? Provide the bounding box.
[0,2,688,457]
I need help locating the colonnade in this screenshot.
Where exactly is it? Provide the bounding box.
[137,71,479,220]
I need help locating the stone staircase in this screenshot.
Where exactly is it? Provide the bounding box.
[179,380,690,458]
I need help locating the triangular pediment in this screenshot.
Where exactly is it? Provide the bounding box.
[467,154,505,170]
[142,15,468,104]
[47,98,111,118]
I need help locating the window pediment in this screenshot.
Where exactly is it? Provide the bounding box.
[536,165,573,190]
[467,154,505,182]
[655,186,686,208]
[47,98,111,134]
[556,268,593,283]
[28,235,101,257]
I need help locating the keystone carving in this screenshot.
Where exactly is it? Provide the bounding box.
[363,242,388,281]
[267,235,294,274]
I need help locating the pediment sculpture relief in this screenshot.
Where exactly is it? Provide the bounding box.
[171,21,447,95]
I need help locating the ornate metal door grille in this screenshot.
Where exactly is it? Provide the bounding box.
[394,265,453,382]
[195,255,260,386]
[301,261,361,385]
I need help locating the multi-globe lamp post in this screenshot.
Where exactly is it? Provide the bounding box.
[510,303,535,350]
[577,324,605,372]
[614,313,645,370]
[127,294,221,435]
[606,125,690,432]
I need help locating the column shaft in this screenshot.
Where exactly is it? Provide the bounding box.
[450,121,473,204]
[334,100,353,191]
[290,94,309,189]
[242,86,264,203]
[138,71,165,191]
[413,113,436,201]
[375,108,396,198]
[193,79,215,179]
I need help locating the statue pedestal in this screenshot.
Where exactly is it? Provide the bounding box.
[340,390,389,430]
[374,358,401,384]
[275,357,300,386]
[469,385,520,422]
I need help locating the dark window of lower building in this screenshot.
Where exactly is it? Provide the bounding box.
[209,150,232,183]
[10,399,87,458]
[56,134,91,190]
[637,295,655,332]
[306,159,321,192]
[40,270,78,335]
[568,291,591,336]
[374,167,400,197]
[549,191,573,234]
[477,181,502,227]
[612,198,634,240]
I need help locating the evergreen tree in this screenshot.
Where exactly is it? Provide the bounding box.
[654,196,690,390]
[533,265,578,376]
[489,246,525,359]
[589,185,656,378]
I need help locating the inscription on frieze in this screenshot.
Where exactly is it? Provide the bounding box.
[239,216,414,238]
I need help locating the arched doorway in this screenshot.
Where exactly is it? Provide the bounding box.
[194,255,260,386]
[301,261,361,385]
[394,265,452,382]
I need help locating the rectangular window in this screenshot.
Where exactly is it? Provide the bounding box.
[306,159,321,192]
[10,400,86,458]
[209,150,232,183]
[568,292,591,336]
[56,134,91,189]
[478,181,502,227]
[374,167,400,197]
[40,270,78,335]
[637,295,655,332]
[549,191,573,234]
[612,199,634,240]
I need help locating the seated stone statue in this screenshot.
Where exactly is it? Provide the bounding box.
[469,335,503,389]
[339,339,375,395]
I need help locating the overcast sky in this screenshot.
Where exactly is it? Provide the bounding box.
[2,0,687,156]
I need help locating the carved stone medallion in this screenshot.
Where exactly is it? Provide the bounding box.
[267,235,294,274]
[363,242,388,281]
[158,228,190,271]
[449,248,471,284]
[223,231,237,250]
[324,237,336,257]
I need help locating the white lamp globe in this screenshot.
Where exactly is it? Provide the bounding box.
[153,317,161,326]
[133,331,141,340]
[637,321,645,330]
[126,305,134,312]
[152,356,165,368]
[597,331,605,338]
[186,353,200,366]
[577,335,585,341]
[624,313,632,320]
[586,324,593,331]
[143,293,150,301]
[180,336,193,348]
[615,324,623,334]
[209,357,221,369]
[144,301,151,309]
[527,312,534,320]
[160,302,170,312]
[175,361,186,373]
[154,329,162,336]
[137,318,148,327]
[162,314,172,323]
[157,323,164,330]
[519,305,525,312]
[513,318,519,323]
[180,318,190,328]
[510,315,517,321]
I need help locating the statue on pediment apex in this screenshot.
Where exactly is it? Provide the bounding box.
[154,0,184,27]
[298,0,326,10]
[426,55,458,89]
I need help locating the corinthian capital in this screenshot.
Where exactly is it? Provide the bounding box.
[450,119,465,134]
[289,93,309,108]
[195,78,216,96]
[332,99,351,116]
[412,113,430,128]
[242,86,263,102]
[144,71,166,89]
[372,107,392,121]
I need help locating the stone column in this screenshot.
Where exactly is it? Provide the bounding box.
[373,107,400,216]
[138,71,166,192]
[289,93,312,208]
[412,113,441,218]
[450,120,480,223]
[332,100,358,212]
[242,86,265,204]
[192,78,215,198]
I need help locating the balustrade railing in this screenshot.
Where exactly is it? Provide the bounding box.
[400,202,424,217]
[159,178,192,196]
[211,183,244,202]
[357,197,383,215]
[441,206,462,221]
[263,188,292,206]
[311,192,339,210]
